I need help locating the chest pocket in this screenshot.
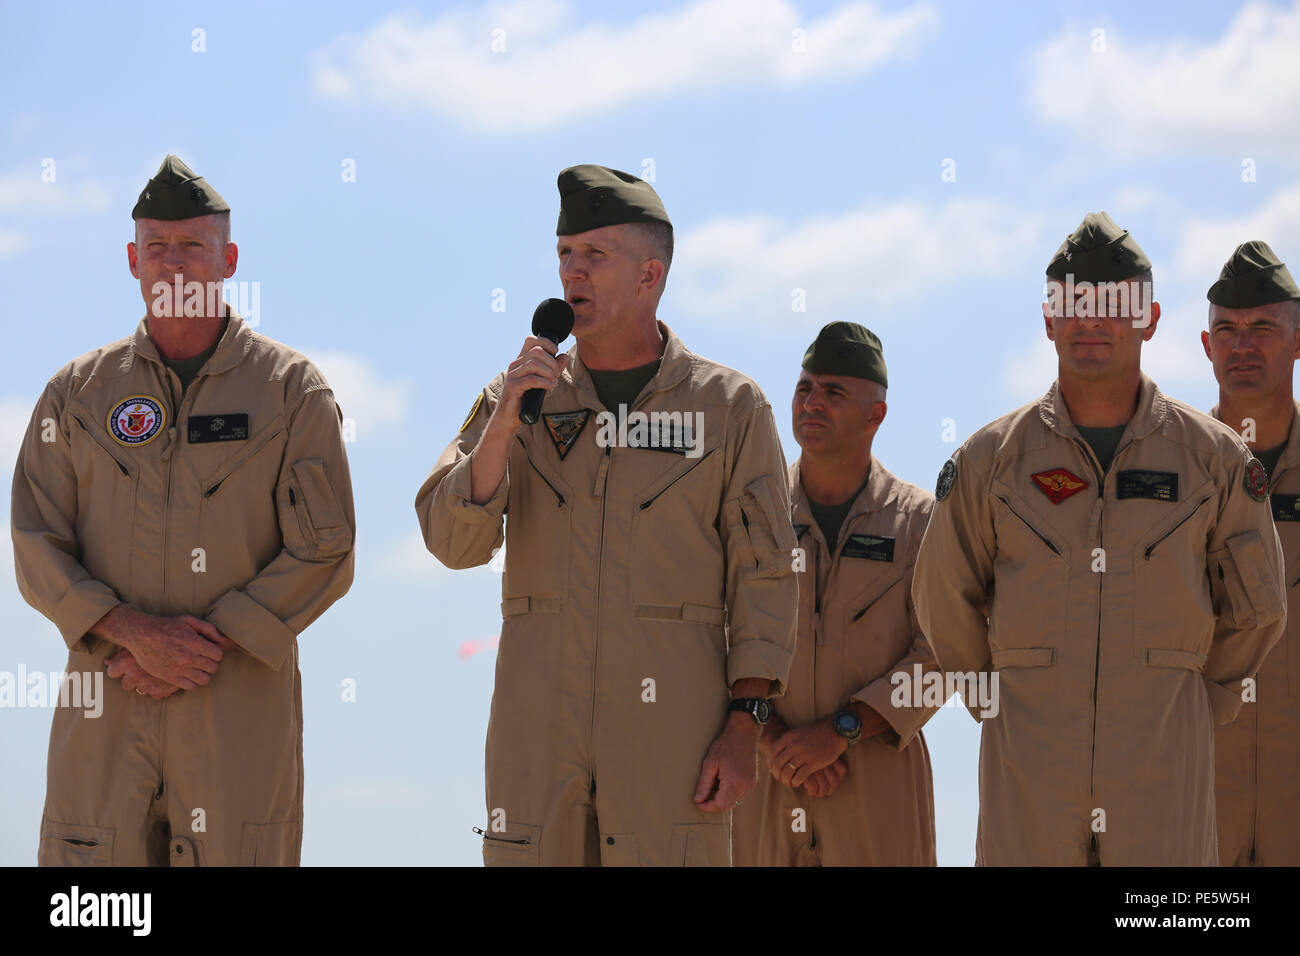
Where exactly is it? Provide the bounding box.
[988,479,1071,660]
[196,418,287,591]
[840,566,911,692]
[629,439,723,611]
[67,411,139,592]
[1131,479,1215,664]
[501,436,572,607]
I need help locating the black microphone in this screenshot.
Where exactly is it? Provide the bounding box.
[519,298,575,425]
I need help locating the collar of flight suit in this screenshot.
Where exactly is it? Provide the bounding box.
[1210,397,1300,483]
[789,454,899,553]
[124,308,256,382]
[1035,371,1168,446]
[560,319,695,413]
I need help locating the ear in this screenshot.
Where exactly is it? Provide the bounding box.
[1200,329,1213,362]
[1041,301,1056,341]
[222,241,238,279]
[127,241,139,279]
[640,257,665,297]
[1139,300,1161,341]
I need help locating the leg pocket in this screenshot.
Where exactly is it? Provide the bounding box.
[670,822,731,867]
[239,821,299,866]
[482,822,541,867]
[599,832,639,867]
[38,818,114,867]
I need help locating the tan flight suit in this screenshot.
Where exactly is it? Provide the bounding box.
[734,457,939,866]
[416,320,798,866]
[913,374,1285,866]
[1212,400,1300,865]
[11,312,355,866]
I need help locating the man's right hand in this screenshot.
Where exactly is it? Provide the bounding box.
[491,337,571,434]
[470,336,570,505]
[90,605,229,690]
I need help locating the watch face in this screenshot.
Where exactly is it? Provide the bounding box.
[835,711,861,736]
[754,699,771,723]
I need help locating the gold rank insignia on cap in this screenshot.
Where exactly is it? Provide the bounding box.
[543,410,590,460]
[1032,468,1088,505]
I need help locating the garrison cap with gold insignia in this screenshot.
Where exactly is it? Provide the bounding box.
[556,164,671,236]
[1206,240,1300,309]
[1046,211,1151,283]
[801,321,888,388]
[132,154,230,221]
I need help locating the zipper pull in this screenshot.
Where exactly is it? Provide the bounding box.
[593,445,611,497]
[471,827,485,836]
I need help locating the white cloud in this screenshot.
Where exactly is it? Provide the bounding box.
[0,163,111,213]
[0,231,25,259]
[299,349,413,434]
[673,196,1043,322]
[371,528,502,583]
[1172,178,1300,282]
[1029,2,1300,156]
[312,0,939,131]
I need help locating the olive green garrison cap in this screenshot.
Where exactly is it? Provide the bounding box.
[801,321,888,388]
[132,154,229,221]
[556,164,670,236]
[1046,211,1151,283]
[1207,240,1300,308]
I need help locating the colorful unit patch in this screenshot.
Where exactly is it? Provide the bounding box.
[543,410,591,460]
[1031,467,1088,505]
[1244,456,1269,502]
[107,395,165,447]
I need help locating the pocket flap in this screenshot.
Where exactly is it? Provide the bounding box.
[991,647,1055,669]
[1146,648,1206,670]
[501,595,560,617]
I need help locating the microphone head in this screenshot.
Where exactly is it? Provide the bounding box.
[532,298,575,343]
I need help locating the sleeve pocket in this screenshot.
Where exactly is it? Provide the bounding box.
[731,475,796,579]
[1213,531,1284,630]
[38,819,114,866]
[277,458,352,559]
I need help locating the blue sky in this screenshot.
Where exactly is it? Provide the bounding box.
[2,0,1298,865]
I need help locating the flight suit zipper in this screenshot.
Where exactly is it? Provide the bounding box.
[472,827,530,845]
[1071,435,1108,861]
[590,444,611,758]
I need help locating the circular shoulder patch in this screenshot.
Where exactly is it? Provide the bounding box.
[459,392,484,433]
[107,395,166,446]
[935,458,958,501]
[1244,455,1269,502]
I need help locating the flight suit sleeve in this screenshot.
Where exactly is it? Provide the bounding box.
[852,563,943,750]
[913,448,997,722]
[1203,451,1286,725]
[414,380,508,570]
[206,380,356,671]
[10,377,123,653]
[719,400,799,695]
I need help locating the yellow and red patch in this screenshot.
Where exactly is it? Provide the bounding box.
[1031,467,1088,504]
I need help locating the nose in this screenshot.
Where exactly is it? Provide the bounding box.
[559,255,584,283]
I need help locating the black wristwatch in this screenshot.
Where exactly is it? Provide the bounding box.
[831,708,862,744]
[729,697,772,726]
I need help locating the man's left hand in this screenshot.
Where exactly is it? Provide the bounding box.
[769,721,849,790]
[694,714,761,812]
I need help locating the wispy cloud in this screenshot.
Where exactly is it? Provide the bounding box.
[673,195,1042,322]
[300,349,414,436]
[1029,2,1300,157]
[312,0,939,132]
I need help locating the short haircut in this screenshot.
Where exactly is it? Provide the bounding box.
[631,220,673,274]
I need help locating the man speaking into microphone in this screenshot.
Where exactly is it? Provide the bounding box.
[415,164,798,866]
